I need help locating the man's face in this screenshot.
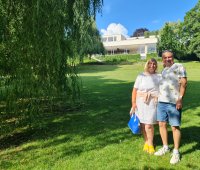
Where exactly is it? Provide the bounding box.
[162,52,174,67]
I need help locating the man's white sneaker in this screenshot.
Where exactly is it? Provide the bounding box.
[170,153,180,164]
[154,147,170,156]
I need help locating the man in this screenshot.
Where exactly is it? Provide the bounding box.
[154,50,187,164]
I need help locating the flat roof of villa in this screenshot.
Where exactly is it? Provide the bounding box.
[102,34,157,50]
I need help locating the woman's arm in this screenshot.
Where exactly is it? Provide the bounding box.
[130,88,137,115]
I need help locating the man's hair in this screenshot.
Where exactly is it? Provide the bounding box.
[144,58,158,73]
[162,50,174,57]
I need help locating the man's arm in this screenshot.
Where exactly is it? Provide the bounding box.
[176,77,187,110]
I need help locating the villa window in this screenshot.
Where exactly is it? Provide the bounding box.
[138,46,145,53]
[102,38,107,42]
[148,44,156,53]
[108,37,114,42]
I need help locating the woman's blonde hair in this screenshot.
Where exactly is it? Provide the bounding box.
[144,58,158,73]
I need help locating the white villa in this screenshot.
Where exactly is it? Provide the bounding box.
[102,34,158,57]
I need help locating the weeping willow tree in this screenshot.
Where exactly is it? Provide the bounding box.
[0,0,103,134]
[79,19,105,62]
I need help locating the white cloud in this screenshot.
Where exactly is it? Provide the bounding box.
[100,23,129,37]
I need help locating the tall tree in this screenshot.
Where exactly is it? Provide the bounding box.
[131,28,149,37]
[183,0,200,59]
[157,23,176,56]
[79,20,105,62]
[157,22,185,59]
[0,0,103,134]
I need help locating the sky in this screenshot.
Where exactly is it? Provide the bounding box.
[96,0,198,37]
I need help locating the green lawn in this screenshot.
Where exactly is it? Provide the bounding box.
[0,62,200,170]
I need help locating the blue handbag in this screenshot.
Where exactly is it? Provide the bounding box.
[128,114,140,134]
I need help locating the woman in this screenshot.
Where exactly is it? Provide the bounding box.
[130,58,160,154]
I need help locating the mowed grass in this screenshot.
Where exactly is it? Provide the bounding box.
[0,61,200,170]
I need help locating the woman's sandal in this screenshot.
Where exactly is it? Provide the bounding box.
[148,145,155,154]
[143,143,149,152]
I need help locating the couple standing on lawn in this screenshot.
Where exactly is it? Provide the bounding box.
[130,50,187,164]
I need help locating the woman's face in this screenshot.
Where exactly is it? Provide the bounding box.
[148,61,157,74]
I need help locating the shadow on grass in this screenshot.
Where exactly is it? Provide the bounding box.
[181,126,200,155]
[142,166,174,170]
[0,75,133,152]
[153,125,200,151]
[182,80,200,112]
[0,73,199,163]
[153,125,200,170]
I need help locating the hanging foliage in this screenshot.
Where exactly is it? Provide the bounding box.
[0,0,103,135]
